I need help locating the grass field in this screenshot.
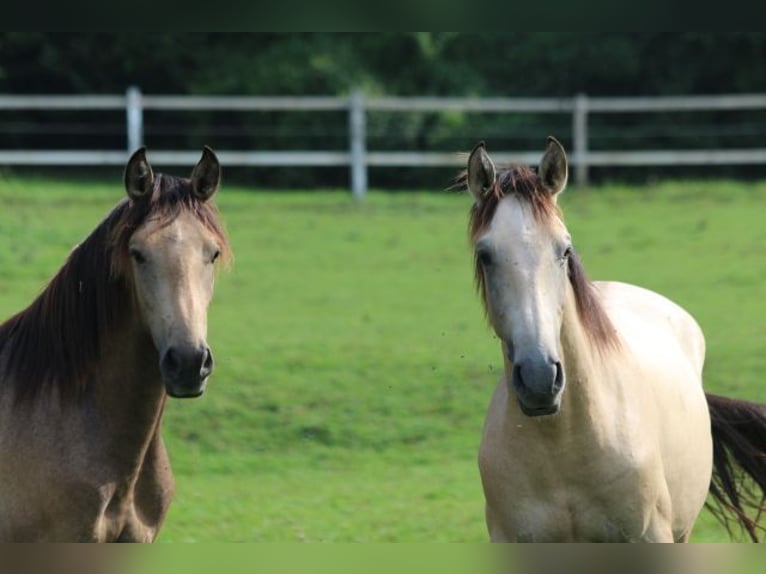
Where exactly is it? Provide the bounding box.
[1,174,765,542]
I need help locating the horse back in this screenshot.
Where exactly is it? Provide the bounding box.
[595,280,705,377]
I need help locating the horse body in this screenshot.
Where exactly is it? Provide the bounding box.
[0,330,172,541]
[0,147,228,541]
[465,138,765,542]
[480,280,712,542]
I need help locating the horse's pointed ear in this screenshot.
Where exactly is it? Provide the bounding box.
[539,136,568,198]
[466,141,496,203]
[191,146,221,202]
[124,147,154,201]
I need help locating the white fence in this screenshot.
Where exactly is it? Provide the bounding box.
[2,88,766,198]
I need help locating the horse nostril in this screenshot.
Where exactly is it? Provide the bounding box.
[162,347,181,376]
[512,363,524,387]
[552,361,564,393]
[201,346,214,378]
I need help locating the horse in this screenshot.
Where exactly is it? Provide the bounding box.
[461,137,766,542]
[0,147,230,542]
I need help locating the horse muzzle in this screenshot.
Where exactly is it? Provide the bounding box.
[160,344,214,398]
[510,355,564,417]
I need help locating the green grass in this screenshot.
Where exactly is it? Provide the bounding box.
[1,175,765,542]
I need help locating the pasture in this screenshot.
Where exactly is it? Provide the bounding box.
[1,175,765,542]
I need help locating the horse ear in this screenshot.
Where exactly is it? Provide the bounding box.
[124,147,154,201]
[466,141,496,203]
[190,146,221,202]
[538,136,568,197]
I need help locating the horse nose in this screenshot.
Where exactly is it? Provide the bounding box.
[513,358,563,393]
[160,344,214,397]
[511,356,564,416]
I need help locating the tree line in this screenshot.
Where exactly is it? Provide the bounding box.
[1,33,765,186]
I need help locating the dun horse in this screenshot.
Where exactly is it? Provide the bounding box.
[463,137,766,542]
[0,147,230,542]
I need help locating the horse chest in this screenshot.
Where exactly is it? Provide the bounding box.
[480,417,658,541]
[484,459,653,541]
[0,422,173,541]
[499,487,635,542]
[92,487,142,541]
[98,437,175,542]
[65,454,172,542]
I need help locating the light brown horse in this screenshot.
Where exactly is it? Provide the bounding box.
[0,147,230,542]
[462,137,766,542]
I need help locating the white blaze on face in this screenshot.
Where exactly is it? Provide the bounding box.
[477,195,571,364]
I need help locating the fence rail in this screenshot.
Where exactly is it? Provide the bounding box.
[2,88,766,197]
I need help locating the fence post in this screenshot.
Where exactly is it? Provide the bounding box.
[572,93,589,187]
[349,90,367,199]
[126,86,143,153]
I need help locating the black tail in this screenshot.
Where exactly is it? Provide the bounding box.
[705,392,766,542]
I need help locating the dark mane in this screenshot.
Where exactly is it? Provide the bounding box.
[458,165,618,353]
[566,249,620,352]
[0,174,231,403]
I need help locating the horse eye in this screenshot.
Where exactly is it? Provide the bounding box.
[129,248,146,264]
[476,248,493,267]
[561,246,573,261]
[211,249,221,264]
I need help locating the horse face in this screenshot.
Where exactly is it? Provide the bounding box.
[128,213,220,397]
[468,139,571,417]
[476,198,571,416]
[124,147,222,398]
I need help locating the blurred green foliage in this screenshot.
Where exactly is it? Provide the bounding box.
[2,33,766,187]
[3,33,765,97]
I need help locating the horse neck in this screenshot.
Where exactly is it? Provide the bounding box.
[87,311,168,469]
[559,287,606,417]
